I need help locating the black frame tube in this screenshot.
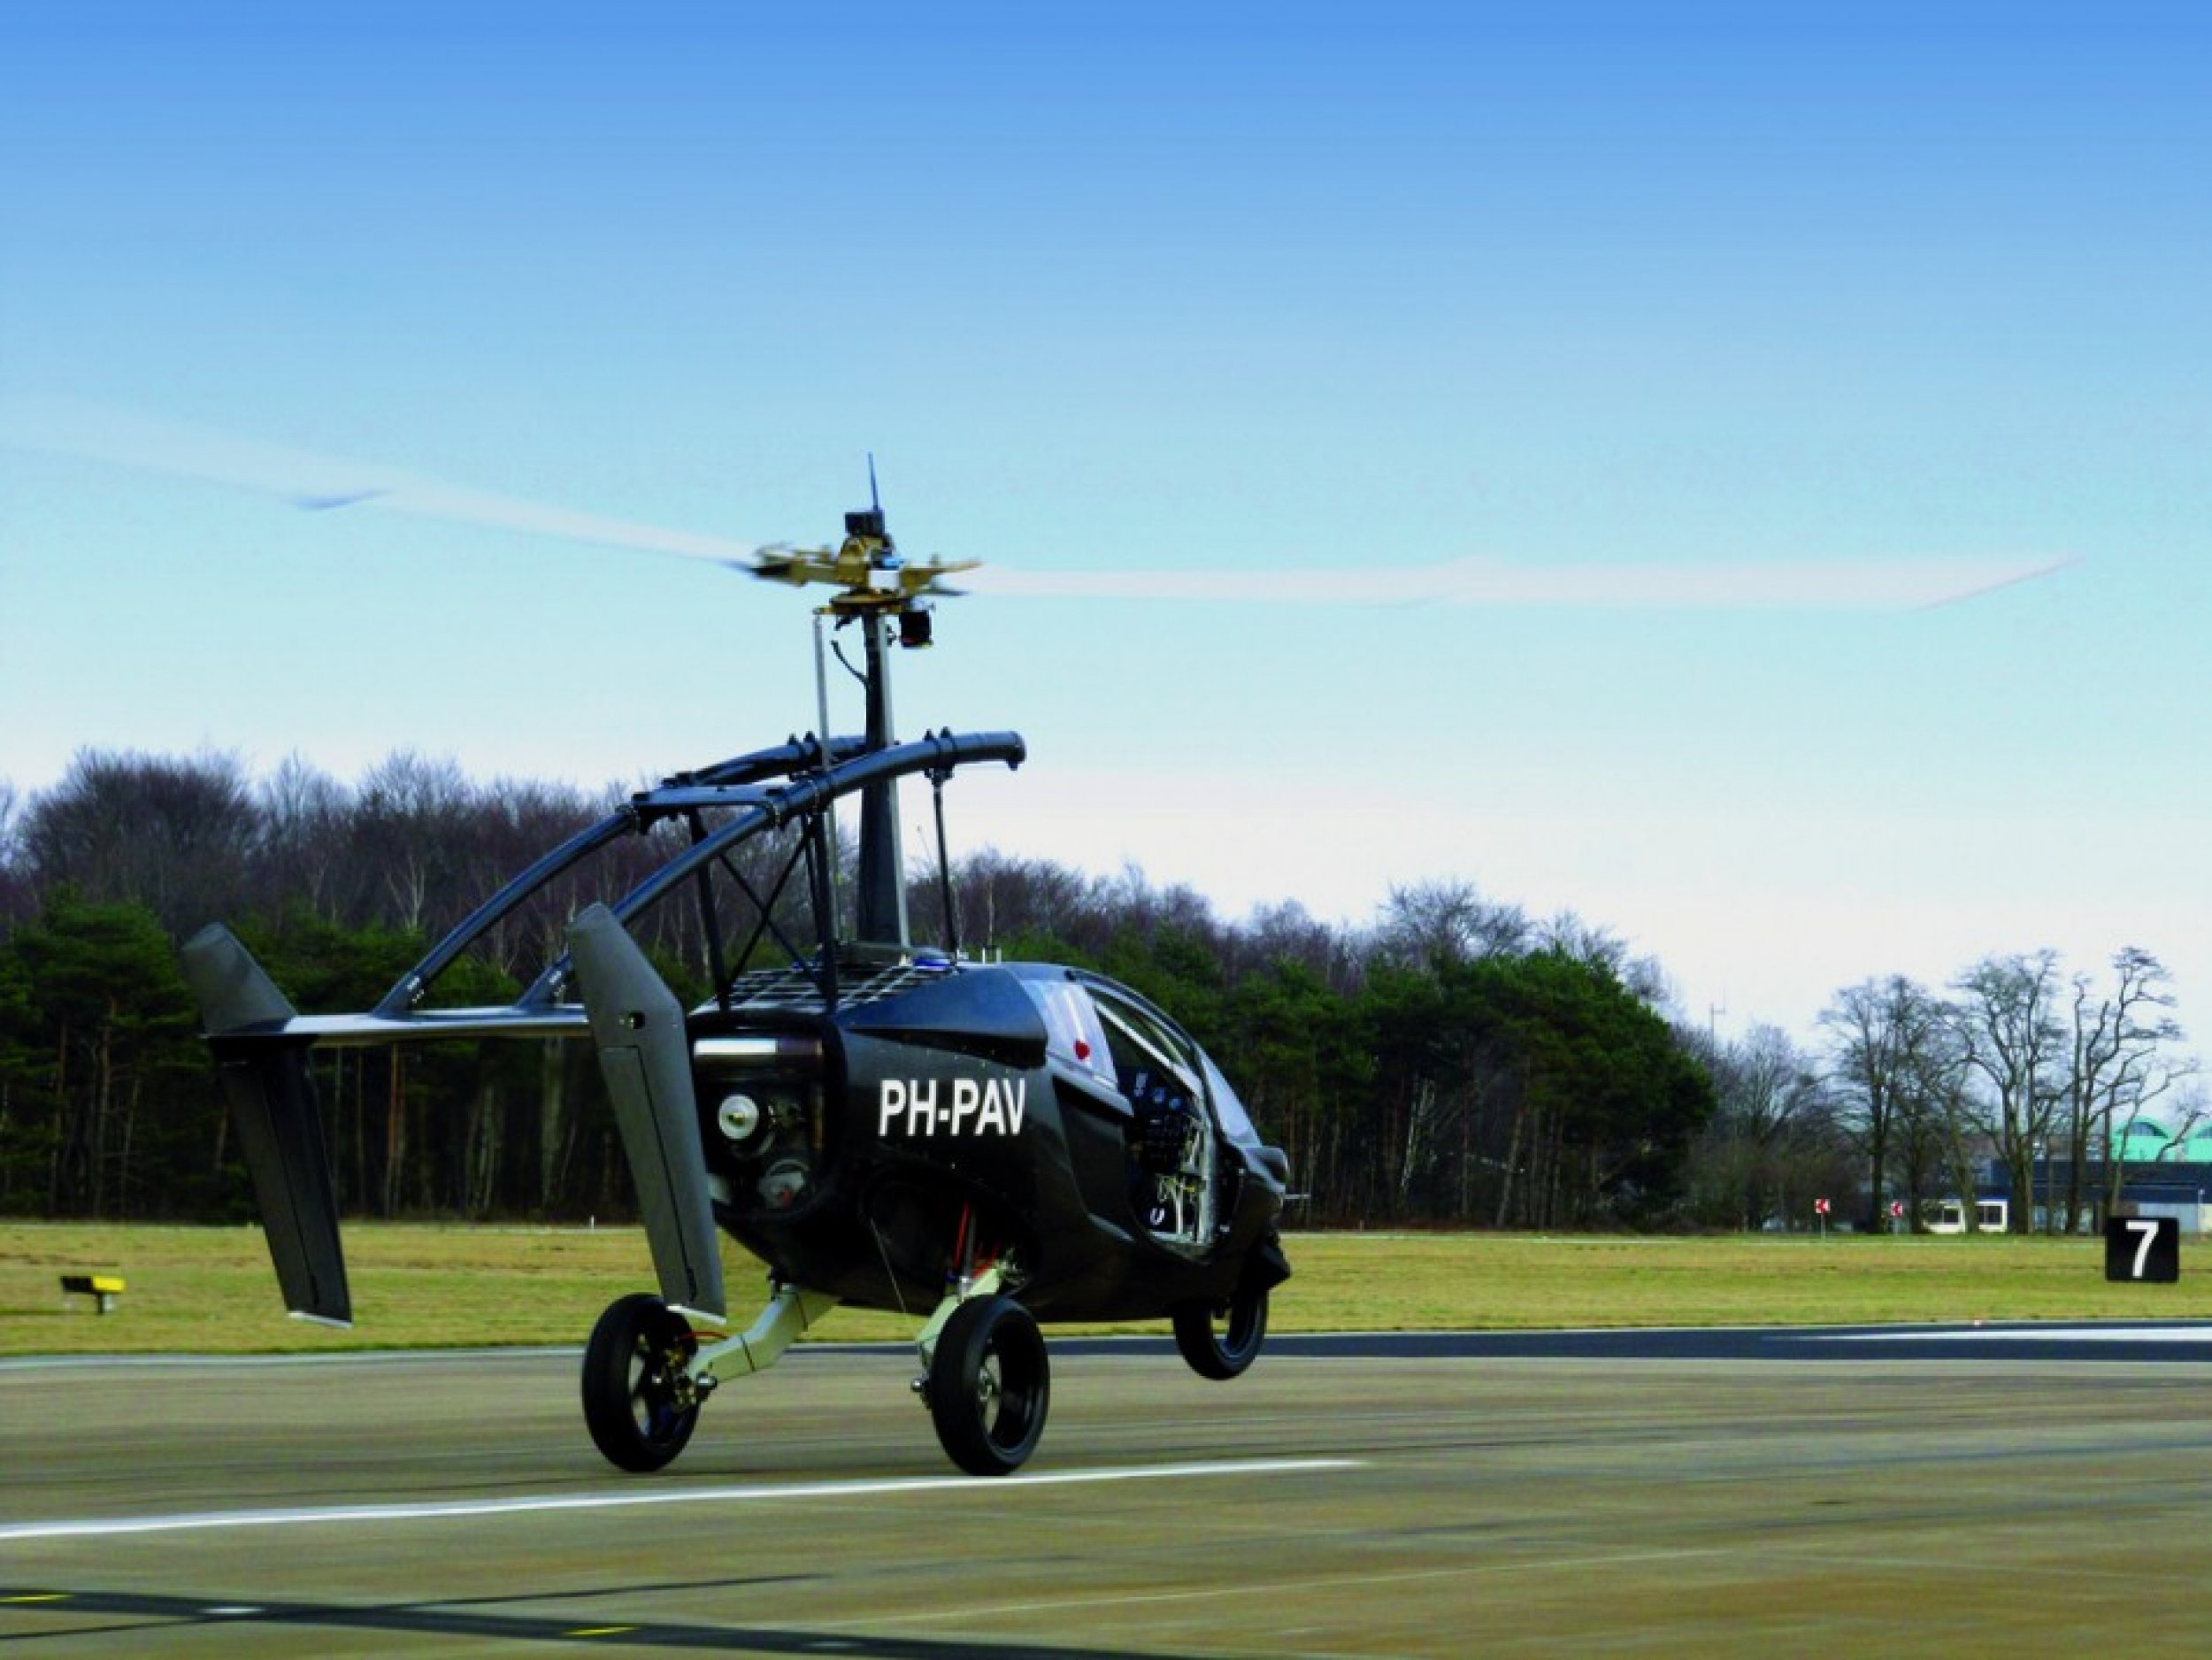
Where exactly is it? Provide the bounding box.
[368,728,1021,1023]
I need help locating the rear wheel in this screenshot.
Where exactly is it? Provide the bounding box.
[1172,1279,1268,1379]
[928,1295,1050,1476]
[581,1293,701,1472]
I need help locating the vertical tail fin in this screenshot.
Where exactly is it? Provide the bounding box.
[180,926,352,1326]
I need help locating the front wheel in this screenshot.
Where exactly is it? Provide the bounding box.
[1172,1280,1268,1379]
[928,1295,1050,1476]
[581,1293,701,1472]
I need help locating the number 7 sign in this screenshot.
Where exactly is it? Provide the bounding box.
[2104,1215,2179,1283]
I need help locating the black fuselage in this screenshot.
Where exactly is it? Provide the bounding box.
[692,961,1289,1321]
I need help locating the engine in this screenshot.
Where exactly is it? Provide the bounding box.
[691,1031,831,1218]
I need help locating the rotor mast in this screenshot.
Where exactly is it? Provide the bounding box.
[749,495,976,955]
[851,513,904,948]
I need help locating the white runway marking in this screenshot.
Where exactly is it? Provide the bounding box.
[0,1458,1362,1544]
[1813,1325,2212,1344]
[0,1347,574,1374]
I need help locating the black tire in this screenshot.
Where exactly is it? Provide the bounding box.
[581,1293,701,1472]
[928,1295,1050,1477]
[1172,1280,1268,1379]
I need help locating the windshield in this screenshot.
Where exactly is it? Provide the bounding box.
[1200,1052,1261,1148]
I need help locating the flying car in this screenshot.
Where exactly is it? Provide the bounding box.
[181,499,1292,1477]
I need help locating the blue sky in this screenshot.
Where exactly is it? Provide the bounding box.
[3,3,2206,1054]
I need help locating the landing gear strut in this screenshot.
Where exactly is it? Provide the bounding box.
[580,1283,837,1474]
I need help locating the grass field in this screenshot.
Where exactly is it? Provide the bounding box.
[3,1221,2206,1356]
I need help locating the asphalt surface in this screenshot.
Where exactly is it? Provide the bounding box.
[6,1326,2212,1656]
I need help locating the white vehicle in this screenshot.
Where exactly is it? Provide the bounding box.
[1924,1198,2008,1234]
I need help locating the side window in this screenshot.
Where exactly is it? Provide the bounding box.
[1091,993,1202,1109]
[1019,977,1117,1088]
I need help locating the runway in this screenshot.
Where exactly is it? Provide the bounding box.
[7,1327,2212,1656]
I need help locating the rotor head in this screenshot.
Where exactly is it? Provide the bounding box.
[747,506,979,626]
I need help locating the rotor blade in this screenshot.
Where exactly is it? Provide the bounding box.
[955,552,2078,611]
[4,396,2076,611]
[0,395,774,568]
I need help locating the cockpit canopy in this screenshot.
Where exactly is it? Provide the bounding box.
[1016,968,1263,1151]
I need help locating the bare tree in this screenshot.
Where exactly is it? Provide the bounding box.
[1220,899,1353,991]
[257,753,350,922]
[0,778,28,924]
[1922,1022,1987,1229]
[1692,1023,1839,1229]
[945,849,1119,958]
[1535,910,1669,1006]
[1823,975,1947,1231]
[2068,949,2199,1219]
[347,751,475,934]
[1949,950,2067,1233]
[19,749,262,935]
[1376,879,1530,972]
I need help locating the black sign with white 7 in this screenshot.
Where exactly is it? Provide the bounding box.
[2105,1215,2179,1284]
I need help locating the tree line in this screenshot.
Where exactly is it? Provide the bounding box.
[1686,949,2200,1235]
[1,749,1715,1229]
[1,750,2193,1233]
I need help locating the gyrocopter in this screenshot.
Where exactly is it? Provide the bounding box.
[180,494,1294,1478]
[12,396,2067,1475]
